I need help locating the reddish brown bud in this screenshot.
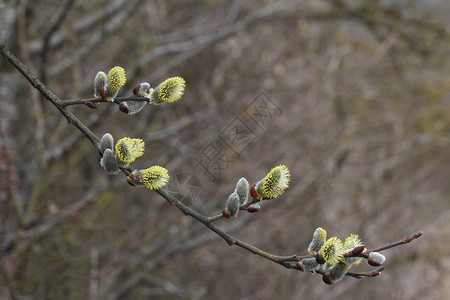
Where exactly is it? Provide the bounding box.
[371,271,380,277]
[128,174,135,180]
[322,274,333,285]
[132,84,141,96]
[222,209,231,218]
[85,101,97,109]
[368,252,385,266]
[368,258,381,267]
[316,253,326,264]
[404,236,414,243]
[404,231,423,243]
[99,86,107,100]
[250,184,259,198]
[247,205,260,213]
[127,177,135,186]
[351,245,365,255]
[296,261,304,272]
[119,102,129,114]
[98,149,103,157]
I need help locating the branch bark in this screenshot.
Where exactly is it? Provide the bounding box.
[0,40,423,288]
[0,44,101,149]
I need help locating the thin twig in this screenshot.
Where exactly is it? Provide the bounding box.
[155,189,298,265]
[39,0,75,83]
[207,198,266,223]
[61,95,150,107]
[48,0,145,77]
[28,0,129,54]
[346,267,384,278]
[206,214,224,223]
[156,189,235,245]
[371,231,423,253]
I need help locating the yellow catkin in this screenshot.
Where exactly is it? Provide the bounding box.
[142,166,170,190]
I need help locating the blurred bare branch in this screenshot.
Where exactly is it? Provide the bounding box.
[48,0,145,77]
[39,0,75,83]
[0,0,448,298]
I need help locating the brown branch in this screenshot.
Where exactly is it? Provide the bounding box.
[371,231,423,253]
[43,107,112,164]
[0,44,101,149]
[155,189,301,265]
[61,95,150,107]
[346,267,384,278]
[156,189,235,246]
[1,40,423,285]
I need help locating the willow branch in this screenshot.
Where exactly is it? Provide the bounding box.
[346,267,384,278]
[0,44,100,149]
[61,95,150,107]
[155,189,235,246]
[370,231,423,253]
[155,189,296,265]
[1,42,422,283]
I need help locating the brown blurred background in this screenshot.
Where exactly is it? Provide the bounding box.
[1,0,449,299]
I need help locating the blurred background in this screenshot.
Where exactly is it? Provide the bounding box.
[0,0,449,299]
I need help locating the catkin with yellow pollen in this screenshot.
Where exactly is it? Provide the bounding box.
[105,66,126,100]
[151,77,185,104]
[141,166,170,190]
